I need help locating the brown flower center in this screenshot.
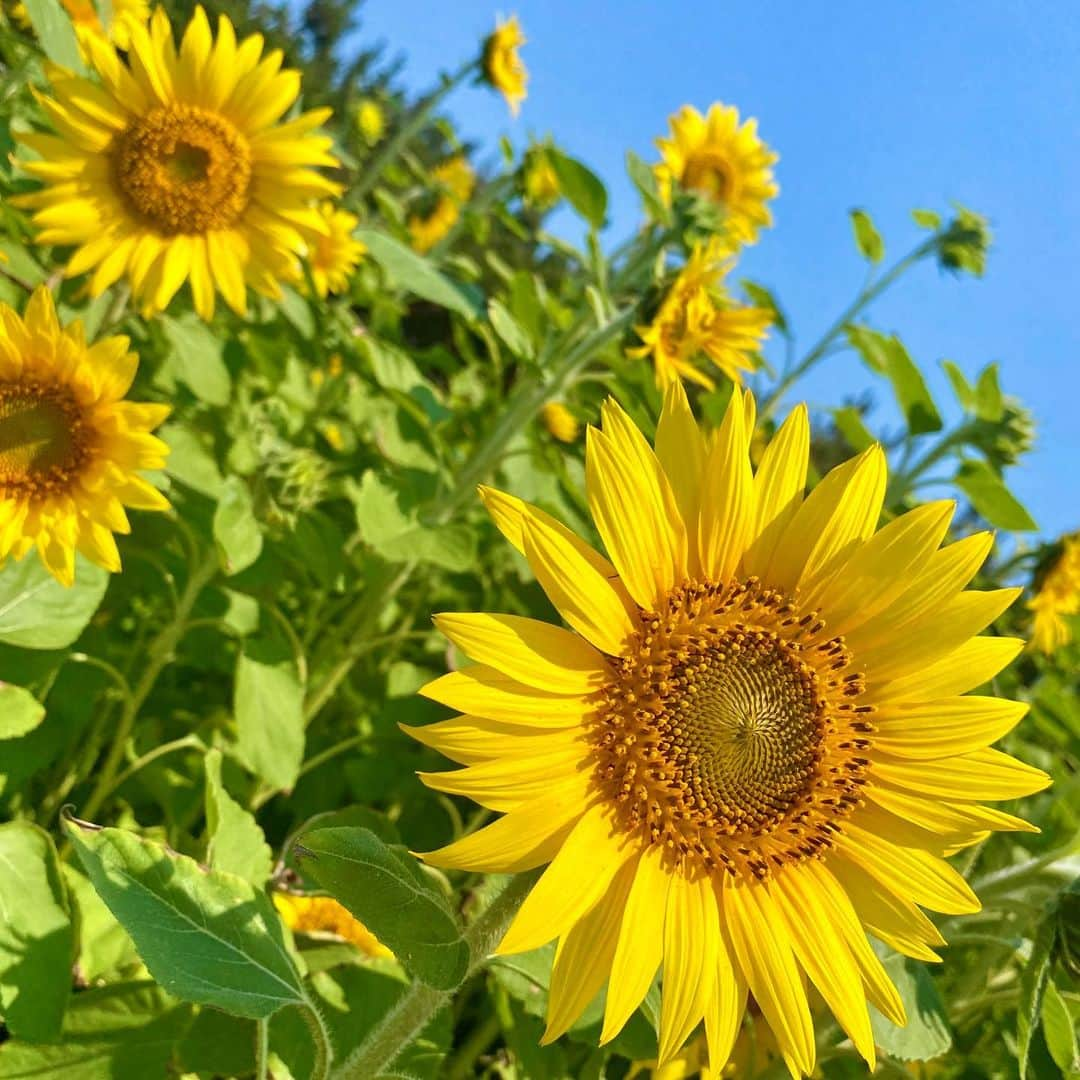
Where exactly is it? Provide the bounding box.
[682,150,736,203]
[590,578,875,880]
[112,105,252,235]
[0,380,92,499]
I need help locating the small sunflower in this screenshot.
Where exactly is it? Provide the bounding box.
[1028,533,1080,653]
[629,238,771,389]
[541,402,579,443]
[409,385,1047,1076]
[482,15,527,116]
[15,6,341,320]
[355,98,386,145]
[408,156,475,254]
[61,0,148,51]
[523,147,561,211]
[0,287,169,586]
[656,104,778,247]
[307,202,364,298]
[273,892,391,959]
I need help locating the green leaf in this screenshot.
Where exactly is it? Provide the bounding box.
[356,228,481,320]
[213,476,264,575]
[234,636,305,792]
[870,955,952,1061]
[161,422,224,498]
[278,285,315,337]
[832,406,876,452]
[1018,904,1058,1079]
[955,459,1038,531]
[66,821,306,1019]
[548,149,608,229]
[488,298,535,360]
[625,150,666,220]
[1041,982,1079,1075]
[848,327,942,434]
[912,208,942,231]
[22,0,83,72]
[741,280,789,334]
[0,823,73,1041]
[0,682,45,739]
[204,748,273,887]
[295,827,469,991]
[850,208,885,262]
[0,983,191,1079]
[61,866,138,982]
[941,359,976,411]
[160,314,231,406]
[0,556,108,650]
[974,362,1005,422]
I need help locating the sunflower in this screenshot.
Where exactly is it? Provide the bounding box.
[355,98,386,145]
[408,156,475,254]
[273,892,391,959]
[61,0,149,51]
[1028,533,1080,653]
[482,15,527,116]
[523,148,560,211]
[656,104,778,247]
[541,402,580,443]
[629,238,771,389]
[0,287,170,586]
[307,202,364,298]
[15,6,340,320]
[409,385,1048,1076]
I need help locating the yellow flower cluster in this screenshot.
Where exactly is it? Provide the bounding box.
[273,892,392,958]
[1029,534,1080,653]
[408,156,476,253]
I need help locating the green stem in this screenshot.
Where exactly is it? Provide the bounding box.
[443,1011,501,1080]
[330,872,538,1080]
[105,734,205,799]
[77,555,217,826]
[255,1018,269,1080]
[300,999,334,1080]
[352,59,476,203]
[759,236,938,421]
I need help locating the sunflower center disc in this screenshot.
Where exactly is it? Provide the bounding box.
[0,381,89,496]
[682,150,735,201]
[112,105,252,235]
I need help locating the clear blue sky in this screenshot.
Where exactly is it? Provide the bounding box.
[353,1,1079,539]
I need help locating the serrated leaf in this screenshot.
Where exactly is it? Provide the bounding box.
[1040,982,1079,1075]
[488,298,534,359]
[356,228,481,320]
[66,821,305,1019]
[0,823,73,1041]
[870,955,952,1061]
[548,150,607,229]
[213,476,263,575]
[941,359,976,411]
[0,555,108,650]
[160,315,231,406]
[234,636,305,792]
[912,208,942,230]
[0,982,191,1079]
[295,827,469,990]
[1018,905,1059,1079]
[0,682,44,739]
[850,208,885,262]
[204,749,273,887]
[22,0,83,72]
[974,362,1005,422]
[955,459,1038,531]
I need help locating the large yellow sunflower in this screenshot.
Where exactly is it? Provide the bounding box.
[482,15,528,116]
[15,6,340,320]
[629,238,771,389]
[656,104,778,247]
[409,385,1048,1077]
[307,202,364,298]
[0,287,169,586]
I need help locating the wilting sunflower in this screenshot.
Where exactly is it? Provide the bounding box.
[0,287,169,586]
[409,385,1048,1076]
[408,156,475,254]
[1028,533,1080,654]
[482,15,527,116]
[61,0,148,51]
[629,237,771,389]
[307,202,364,298]
[656,104,778,247]
[15,6,340,320]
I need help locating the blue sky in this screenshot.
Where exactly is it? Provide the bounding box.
[354,1,1079,539]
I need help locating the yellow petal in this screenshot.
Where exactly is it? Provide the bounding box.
[871,696,1028,758]
[866,783,1039,839]
[872,747,1050,802]
[868,636,1023,704]
[401,715,582,765]
[655,379,706,576]
[702,923,748,1074]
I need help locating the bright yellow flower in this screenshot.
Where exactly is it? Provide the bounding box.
[408,156,475,254]
[307,202,363,298]
[323,423,345,452]
[656,103,778,247]
[409,385,1047,1077]
[523,148,560,210]
[61,0,148,51]
[355,98,385,145]
[629,238,771,389]
[15,6,341,320]
[1028,534,1080,653]
[0,287,170,586]
[541,402,579,443]
[482,15,527,116]
[273,892,391,958]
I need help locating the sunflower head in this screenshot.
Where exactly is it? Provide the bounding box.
[407,156,475,254]
[16,6,341,320]
[355,98,386,145]
[0,287,169,586]
[523,148,561,211]
[1028,533,1080,654]
[410,384,1048,1076]
[656,104,779,248]
[307,202,364,298]
[628,237,771,389]
[482,15,528,116]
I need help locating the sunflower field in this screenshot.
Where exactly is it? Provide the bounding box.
[0,1,1077,1078]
